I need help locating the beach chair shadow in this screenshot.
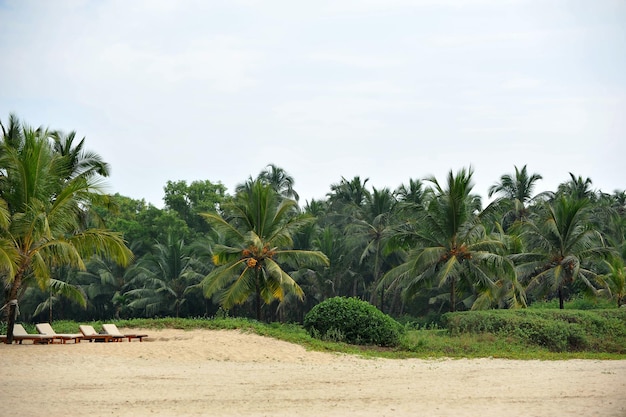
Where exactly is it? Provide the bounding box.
[36,323,83,344]
[102,323,148,342]
[79,325,123,343]
[1,324,55,344]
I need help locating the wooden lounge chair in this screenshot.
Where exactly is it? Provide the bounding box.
[79,325,123,343]
[36,323,83,344]
[102,323,148,342]
[1,324,55,344]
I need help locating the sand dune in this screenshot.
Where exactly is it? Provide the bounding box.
[1,328,625,417]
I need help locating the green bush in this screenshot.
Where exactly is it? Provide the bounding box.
[304,297,403,347]
[442,309,626,353]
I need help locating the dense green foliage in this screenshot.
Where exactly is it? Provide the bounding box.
[443,309,626,353]
[304,296,403,346]
[2,114,626,350]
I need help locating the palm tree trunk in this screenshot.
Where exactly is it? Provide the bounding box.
[558,287,564,309]
[5,272,23,344]
[255,270,262,321]
[389,287,401,316]
[450,279,456,312]
[48,289,53,323]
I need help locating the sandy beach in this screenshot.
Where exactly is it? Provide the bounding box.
[1,328,625,417]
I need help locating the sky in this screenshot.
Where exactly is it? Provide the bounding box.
[1,0,624,208]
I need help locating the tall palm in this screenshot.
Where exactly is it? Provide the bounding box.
[394,178,429,217]
[512,197,607,309]
[257,163,300,202]
[0,115,132,342]
[347,187,400,310]
[557,173,597,201]
[200,180,328,320]
[308,225,346,299]
[382,168,519,312]
[488,165,543,228]
[327,176,371,216]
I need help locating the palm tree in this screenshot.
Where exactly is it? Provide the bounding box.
[487,165,543,228]
[51,130,110,179]
[126,235,203,317]
[394,178,429,217]
[347,187,401,310]
[19,265,85,322]
[382,168,519,312]
[598,255,626,307]
[327,176,371,216]
[0,115,132,343]
[512,196,607,309]
[557,173,597,201]
[79,255,137,319]
[257,163,300,202]
[200,180,329,320]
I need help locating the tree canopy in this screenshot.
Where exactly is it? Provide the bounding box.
[2,114,624,329]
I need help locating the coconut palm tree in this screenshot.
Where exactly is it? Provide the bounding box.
[125,235,203,317]
[512,196,608,309]
[0,115,132,343]
[51,130,110,180]
[487,165,544,229]
[382,168,519,312]
[394,178,429,218]
[200,180,329,320]
[557,173,597,201]
[597,255,626,307]
[258,163,300,202]
[327,176,371,216]
[347,187,401,310]
[79,254,137,319]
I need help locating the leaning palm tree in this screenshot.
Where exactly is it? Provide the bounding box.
[382,168,520,312]
[0,115,132,343]
[512,196,608,309]
[200,180,328,320]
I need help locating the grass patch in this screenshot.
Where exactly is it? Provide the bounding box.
[8,314,623,360]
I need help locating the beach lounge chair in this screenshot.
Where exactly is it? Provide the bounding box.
[1,324,55,344]
[36,323,83,344]
[102,323,148,342]
[79,325,122,343]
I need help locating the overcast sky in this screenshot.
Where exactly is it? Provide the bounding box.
[1,0,624,207]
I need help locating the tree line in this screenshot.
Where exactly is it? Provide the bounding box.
[1,115,624,338]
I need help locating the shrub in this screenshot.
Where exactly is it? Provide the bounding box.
[304,297,403,347]
[442,309,626,353]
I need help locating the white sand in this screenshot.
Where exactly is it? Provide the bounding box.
[1,328,625,417]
